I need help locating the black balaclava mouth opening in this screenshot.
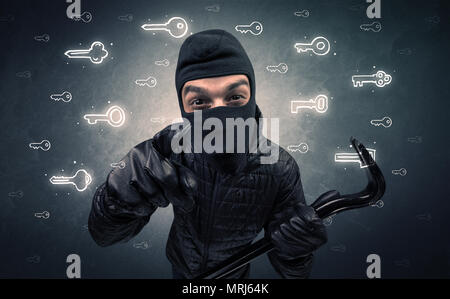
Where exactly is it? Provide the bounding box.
[175,29,258,174]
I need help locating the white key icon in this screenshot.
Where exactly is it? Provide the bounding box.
[294,36,330,56]
[73,11,92,23]
[352,70,392,87]
[64,41,109,64]
[141,17,188,38]
[111,161,126,169]
[266,63,288,74]
[34,34,50,42]
[118,14,133,22]
[287,143,309,153]
[370,116,392,128]
[235,21,263,35]
[35,211,50,219]
[392,168,407,176]
[29,139,51,151]
[360,21,382,32]
[50,91,72,102]
[135,76,157,88]
[291,95,328,114]
[84,105,126,127]
[49,169,92,192]
[155,59,169,67]
[294,10,310,17]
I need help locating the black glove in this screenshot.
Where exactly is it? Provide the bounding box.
[107,140,198,213]
[268,200,329,261]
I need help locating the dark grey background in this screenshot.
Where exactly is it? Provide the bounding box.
[0,0,449,278]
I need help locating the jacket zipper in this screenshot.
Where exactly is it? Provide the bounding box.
[200,170,220,272]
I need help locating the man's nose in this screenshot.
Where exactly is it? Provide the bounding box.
[210,98,227,108]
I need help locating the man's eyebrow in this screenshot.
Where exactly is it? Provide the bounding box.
[183,79,249,98]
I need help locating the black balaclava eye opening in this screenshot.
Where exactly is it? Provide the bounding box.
[175,29,258,174]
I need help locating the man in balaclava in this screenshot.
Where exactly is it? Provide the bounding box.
[88,29,330,279]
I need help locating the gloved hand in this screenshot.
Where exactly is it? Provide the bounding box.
[107,140,198,213]
[268,193,335,260]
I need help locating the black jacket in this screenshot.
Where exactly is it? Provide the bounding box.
[88,107,313,278]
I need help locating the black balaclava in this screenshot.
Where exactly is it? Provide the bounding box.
[175,29,258,173]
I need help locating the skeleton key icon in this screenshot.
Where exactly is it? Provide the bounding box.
[371,200,384,208]
[135,76,157,87]
[73,11,92,23]
[118,14,133,22]
[29,139,51,151]
[294,36,330,56]
[360,21,382,32]
[294,10,310,17]
[235,21,263,35]
[50,91,72,102]
[266,63,288,74]
[370,116,392,128]
[34,34,50,42]
[287,143,309,153]
[64,41,109,64]
[111,161,126,169]
[84,105,126,127]
[34,211,50,219]
[155,59,169,67]
[352,70,392,87]
[141,17,188,38]
[49,169,92,192]
[392,168,407,176]
[291,95,328,114]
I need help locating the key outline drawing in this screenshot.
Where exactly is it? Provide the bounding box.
[133,241,150,249]
[392,168,407,176]
[50,91,72,102]
[371,200,384,208]
[84,105,126,127]
[291,94,328,114]
[360,21,382,32]
[111,161,126,169]
[155,59,169,67]
[29,139,51,151]
[118,14,133,22]
[294,36,330,56]
[72,11,92,23]
[370,116,392,128]
[8,190,24,198]
[64,41,109,64]
[287,143,309,153]
[141,16,188,39]
[34,33,50,42]
[294,10,310,17]
[135,76,157,88]
[205,4,220,13]
[49,169,92,192]
[352,70,392,88]
[34,211,50,219]
[266,62,288,74]
[16,70,31,78]
[235,21,263,36]
[335,148,376,168]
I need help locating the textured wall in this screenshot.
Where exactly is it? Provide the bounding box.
[0,0,449,278]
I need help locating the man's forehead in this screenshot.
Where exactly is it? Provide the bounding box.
[182,75,249,96]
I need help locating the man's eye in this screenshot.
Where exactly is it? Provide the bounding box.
[192,99,205,105]
[229,95,244,101]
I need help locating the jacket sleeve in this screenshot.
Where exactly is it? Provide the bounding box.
[264,156,314,278]
[88,180,157,247]
[88,137,169,247]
